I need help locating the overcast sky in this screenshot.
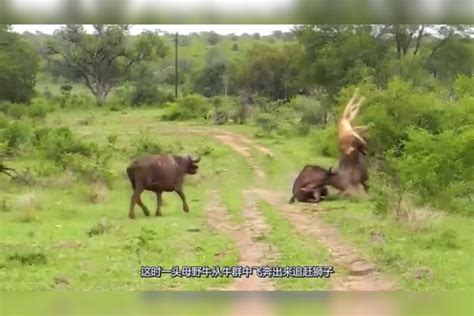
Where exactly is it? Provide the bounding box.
[11,24,295,35]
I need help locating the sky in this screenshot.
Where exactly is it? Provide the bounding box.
[11,24,295,36]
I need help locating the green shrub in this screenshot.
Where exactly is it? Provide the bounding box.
[65,146,114,185]
[441,94,474,131]
[164,140,184,154]
[33,127,92,166]
[109,83,134,108]
[132,130,163,157]
[6,104,27,119]
[27,98,52,119]
[0,112,9,129]
[63,94,95,109]
[393,127,474,214]
[161,94,211,121]
[210,96,240,125]
[1,121,32,154]
[111,81,176,108]
[0,102,11,113]
[337,79,447,158]
[453,75,474,98]
[288,95,328,128]
[255,112,278,137]
[311,125,339,157]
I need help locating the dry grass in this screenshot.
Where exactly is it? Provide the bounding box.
[85,180,109,204]
[393,195,444,232]
[12,192,42,222]
[49,170,76,188]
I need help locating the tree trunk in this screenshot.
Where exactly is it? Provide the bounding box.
[95,85,108,106]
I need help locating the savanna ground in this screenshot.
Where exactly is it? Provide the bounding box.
[1,108,473,294]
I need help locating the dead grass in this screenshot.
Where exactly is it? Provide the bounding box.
[49,170,76,188]
[84,180,109,204]
[12,192,42,222]
[394,195,444,232]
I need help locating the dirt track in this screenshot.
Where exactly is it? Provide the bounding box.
[208,129,396,292]
[202,129,398,315]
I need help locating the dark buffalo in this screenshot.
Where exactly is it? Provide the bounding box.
[326,151,369,194]
[126,154,201,219]
[289,165,335,204]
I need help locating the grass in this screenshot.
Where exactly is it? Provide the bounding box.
[1,108,473,292]
[257,201,333,290]
[216,123,474,291]
[318,199,474,290]
[0,110,242,290]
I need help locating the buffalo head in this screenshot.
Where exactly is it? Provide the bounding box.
[185,154,201,174]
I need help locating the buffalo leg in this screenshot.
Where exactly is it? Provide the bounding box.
[137,196,150,217]
[129,187,144,219]
[362,182,370,193]
[155,192,163,217]
[176,190,189,213]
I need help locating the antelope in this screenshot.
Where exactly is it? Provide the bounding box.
[338,89,369,156]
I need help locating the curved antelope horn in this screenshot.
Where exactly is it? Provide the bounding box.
[347,96,366,122]
[342,88,360,118]
[189,154,201,163]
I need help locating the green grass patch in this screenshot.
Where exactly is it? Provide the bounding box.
[257,201,333,290]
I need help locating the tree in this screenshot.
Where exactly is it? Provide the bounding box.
[272,30,283,39]
[46,25,168,105]
[425,25,474,81]
[206,31,220,46]
[295,25,391,97]
[384,25,427,59]
[0,27,39,103]
[193,47,229,97]
[230,43,303,100]
[426,39,474,82]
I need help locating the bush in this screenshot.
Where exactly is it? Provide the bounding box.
[255,112,278,137]
[210,96,240,125]
[311,125,339,157]
[61,148,114,185]
[393,127,474,214]
[132,130,163,157]
[452,75,474,99]
[161,94,211,121]
[27,98,52,119]
[132,87,175,107]
[33,127,92,167]
[330,79,474,216]
[0,102,11,114]
[6,104,27,119]
[337,79,447,158]
[62,94,95,109]
[0,112,9,129]
[288,95,328,130]
[1,121,32,154]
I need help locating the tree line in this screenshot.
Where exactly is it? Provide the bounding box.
[1,24,472,106]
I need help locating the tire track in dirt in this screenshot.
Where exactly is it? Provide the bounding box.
[253,188,396,291]
[206,190,278,291]
[209,129,396,292]
[213,133,267,181]
[206,190,278,316]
